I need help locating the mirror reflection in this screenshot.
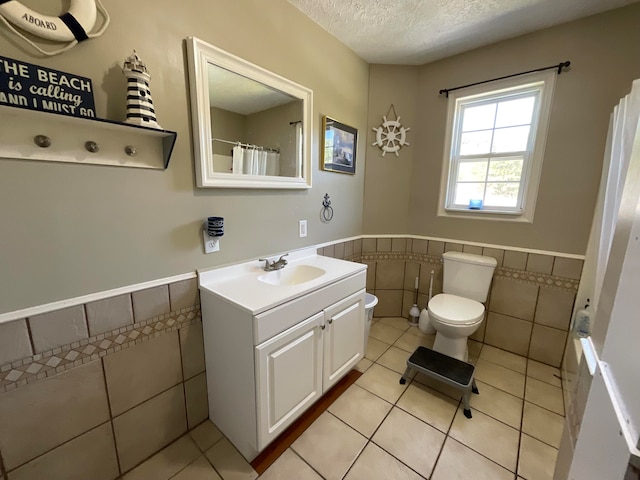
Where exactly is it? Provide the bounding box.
[187,36,312,189]
[208,63,303,178]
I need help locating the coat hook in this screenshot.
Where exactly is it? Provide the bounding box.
[34,135,51,148]
[84,141,100,153]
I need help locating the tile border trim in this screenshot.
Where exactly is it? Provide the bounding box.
[0,271,197,325]
[0,305,201,394]
[360,252,580,291]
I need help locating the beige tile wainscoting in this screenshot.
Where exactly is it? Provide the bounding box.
[123,320,565,480]
[321,236,583,369]
[0,278,207,478]
[0,236,581,479]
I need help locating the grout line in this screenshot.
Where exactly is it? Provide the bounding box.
[111,379,185,419]
[515,359,531,477]
[408,366,462,479]
[25,316,36,356]
[175,327,191,430]
[166,454,205,480]
[122,429,191,476]
[289,445,327,479]
[5,421,114,474]
[293,336,563,479]
[392,342,524,474]
[340,360,433,479]
[81,303,90,340]
[323,411,370,479]
[99,358,124,477]
[0,447,7,479]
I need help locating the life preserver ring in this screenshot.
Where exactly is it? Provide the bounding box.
[0,0,109,55]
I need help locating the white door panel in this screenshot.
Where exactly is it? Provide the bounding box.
[323,290,365,391]
[255,312,323,449]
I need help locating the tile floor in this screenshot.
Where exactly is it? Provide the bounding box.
[131,317,565,480]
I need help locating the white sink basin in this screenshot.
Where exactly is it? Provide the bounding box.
[258,265,326,286]
[199,248,367,314]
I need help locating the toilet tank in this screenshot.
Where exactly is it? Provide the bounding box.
[442,251,497,302]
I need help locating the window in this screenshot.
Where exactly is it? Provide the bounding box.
[438,71,556,222]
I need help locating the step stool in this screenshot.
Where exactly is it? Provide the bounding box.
[399,346,479,418]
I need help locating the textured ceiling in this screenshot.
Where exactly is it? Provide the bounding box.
[207,64,295,115]
[288,0,639,64]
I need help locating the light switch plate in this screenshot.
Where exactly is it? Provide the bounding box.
[203,231,220,253]
[299,220,307,238]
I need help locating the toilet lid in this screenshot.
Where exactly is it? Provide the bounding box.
[428,294,485,326]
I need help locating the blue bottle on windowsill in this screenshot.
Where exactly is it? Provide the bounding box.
[469,199,483,209]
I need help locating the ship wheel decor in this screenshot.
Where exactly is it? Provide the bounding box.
[372,104,411,157]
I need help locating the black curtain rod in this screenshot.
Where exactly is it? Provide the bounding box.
[439,61,571,98]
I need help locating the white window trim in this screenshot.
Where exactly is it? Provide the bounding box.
[437,70,556,223]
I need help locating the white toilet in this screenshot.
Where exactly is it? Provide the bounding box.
[428,251,497,362]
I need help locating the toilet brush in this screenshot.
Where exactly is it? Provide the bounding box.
[418,270,437,334]
[409,276,420,325]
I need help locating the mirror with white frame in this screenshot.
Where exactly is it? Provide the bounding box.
[186,37,313,188]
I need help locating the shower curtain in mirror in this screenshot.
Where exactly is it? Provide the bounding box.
[232,145,280,176]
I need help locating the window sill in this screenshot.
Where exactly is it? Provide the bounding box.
[439,207,533,223]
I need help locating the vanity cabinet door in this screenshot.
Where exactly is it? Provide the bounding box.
[322,289,366,391]
[255,311,324,450]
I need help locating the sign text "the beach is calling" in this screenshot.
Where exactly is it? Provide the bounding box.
[0,55,96,118]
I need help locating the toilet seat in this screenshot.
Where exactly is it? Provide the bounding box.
[428,293,484,326]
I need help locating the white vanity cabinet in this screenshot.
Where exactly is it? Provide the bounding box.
[322,290,366,391]
[255,290,365,449]
[198,254,366,461]
[255,311,324,450]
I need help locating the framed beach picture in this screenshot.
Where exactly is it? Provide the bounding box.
[321,116,357,174]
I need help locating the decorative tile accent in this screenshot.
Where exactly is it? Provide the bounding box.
[495,267,579,292]
[360,252,579,292]
[0,305,201,394]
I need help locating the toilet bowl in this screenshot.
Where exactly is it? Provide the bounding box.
[428,252,497,362]
[428,293,485,361]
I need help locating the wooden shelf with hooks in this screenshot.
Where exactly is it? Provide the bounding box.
[0,105,177,170]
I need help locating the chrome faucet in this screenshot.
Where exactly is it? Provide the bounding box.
[258,253,289,271]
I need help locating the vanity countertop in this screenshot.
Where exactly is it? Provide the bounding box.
[198,248,367,315]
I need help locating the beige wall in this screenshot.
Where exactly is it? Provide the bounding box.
[364,65,419,234]
[364,4,640,254]
[0,0,369,314]
[210,107,246,157]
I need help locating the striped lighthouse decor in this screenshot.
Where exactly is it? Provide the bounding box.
[122,51,161,129]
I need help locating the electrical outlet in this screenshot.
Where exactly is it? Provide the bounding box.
[299,220,307,238]
[203,231,220,253]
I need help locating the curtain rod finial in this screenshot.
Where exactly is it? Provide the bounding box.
[558,61,571,74]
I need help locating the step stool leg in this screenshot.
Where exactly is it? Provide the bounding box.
[462,388,472,419]
[472,379,479,395]
[399,366,413,385]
